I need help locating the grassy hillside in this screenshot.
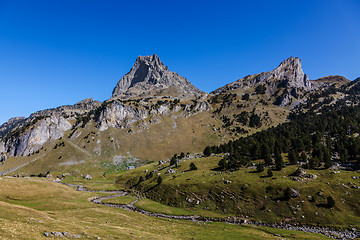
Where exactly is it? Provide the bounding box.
[116,156,360,228]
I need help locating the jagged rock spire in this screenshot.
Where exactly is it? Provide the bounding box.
[112,54,204,99]
[271,57,311,90]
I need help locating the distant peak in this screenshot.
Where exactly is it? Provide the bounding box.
[277,56,301,68]
[111,54,203,99]
[76,98,95,105]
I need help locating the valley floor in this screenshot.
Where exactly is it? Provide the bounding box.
[0,177,332,240]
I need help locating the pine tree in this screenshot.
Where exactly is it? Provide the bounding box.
[264,153,273,166]
[274,148,284,170]
[256,163,264,172]
[323,149,332,169]
[300,152,307,163]
[203,146,212,156]
[218,158,227,170]
[288,149,298,165]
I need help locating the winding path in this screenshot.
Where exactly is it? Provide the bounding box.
[59,182,360,239]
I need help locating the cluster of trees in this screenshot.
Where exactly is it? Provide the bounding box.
[53,141,65,149]
[204,101,360,171]
[170,152,186,166]
[233,110,262,128]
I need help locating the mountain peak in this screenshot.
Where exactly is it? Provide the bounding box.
[211,56,312,96]
[271,56,311,90]
[135,54,164,68]
[278,56,301,66]
[111,54,204,99]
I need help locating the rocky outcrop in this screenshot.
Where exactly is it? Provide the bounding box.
[97,101,149,131]
[4,115,72,157]
[96,99,210,131]
[0,117,26,138]
[0,152,6,162]
[211,57,312,106]
[29,98,101,120]
[112,54,204,99]
[0,98,100,158]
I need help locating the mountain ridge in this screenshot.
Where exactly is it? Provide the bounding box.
[0,54,357,174]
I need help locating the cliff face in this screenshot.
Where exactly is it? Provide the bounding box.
[0,117,26,139]
[112,54,204,99]
[4,116,72,157]
[96,99,211,131]
[0,98,101,157]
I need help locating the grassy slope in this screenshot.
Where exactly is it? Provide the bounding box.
[116,156,360,228]
[0,177,329,239]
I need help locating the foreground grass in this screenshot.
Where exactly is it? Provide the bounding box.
[0,177,330,239]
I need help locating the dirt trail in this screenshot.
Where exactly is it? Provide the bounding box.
[0,152,48,176]
[64,140,93,157]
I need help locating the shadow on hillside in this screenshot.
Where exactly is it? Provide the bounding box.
[316,203,331,208]
[145,184,160,192]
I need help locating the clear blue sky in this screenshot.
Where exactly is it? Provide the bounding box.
[0,0,359,124]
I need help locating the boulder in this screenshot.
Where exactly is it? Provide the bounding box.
[84,174,92,180]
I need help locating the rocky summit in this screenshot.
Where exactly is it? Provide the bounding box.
[111,54,204,99]
[211,57,312,106]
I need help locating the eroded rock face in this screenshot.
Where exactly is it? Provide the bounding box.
[97,101,148,131]
[0,98,101,158]
[0,153,6,162]
[0,117,26,138]
[0,141,5,153]
[96,99,211,131]
[5,116,72,157]
[269,57,311,90]
[112,54,204,99]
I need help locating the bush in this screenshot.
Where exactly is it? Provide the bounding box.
[242,93,250,101]
[203,146,212,156]
[267,169,273,177]
[218,158,227,170]
[189,162,197,171]
[327,196,335,208]
[255,84,266,94]
[256,163,264,172]
[157,176,162,185]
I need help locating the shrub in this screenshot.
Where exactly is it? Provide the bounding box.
[255,84,266,94]
[267,169,273,177]
[157,176,162,185]
[138,176,144,184]
[327,196,335,208]
[218,158,227,170]
[242,93,250,101]
[203,146,212,156]
[189,162,197,171]
[256,163,264,172]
